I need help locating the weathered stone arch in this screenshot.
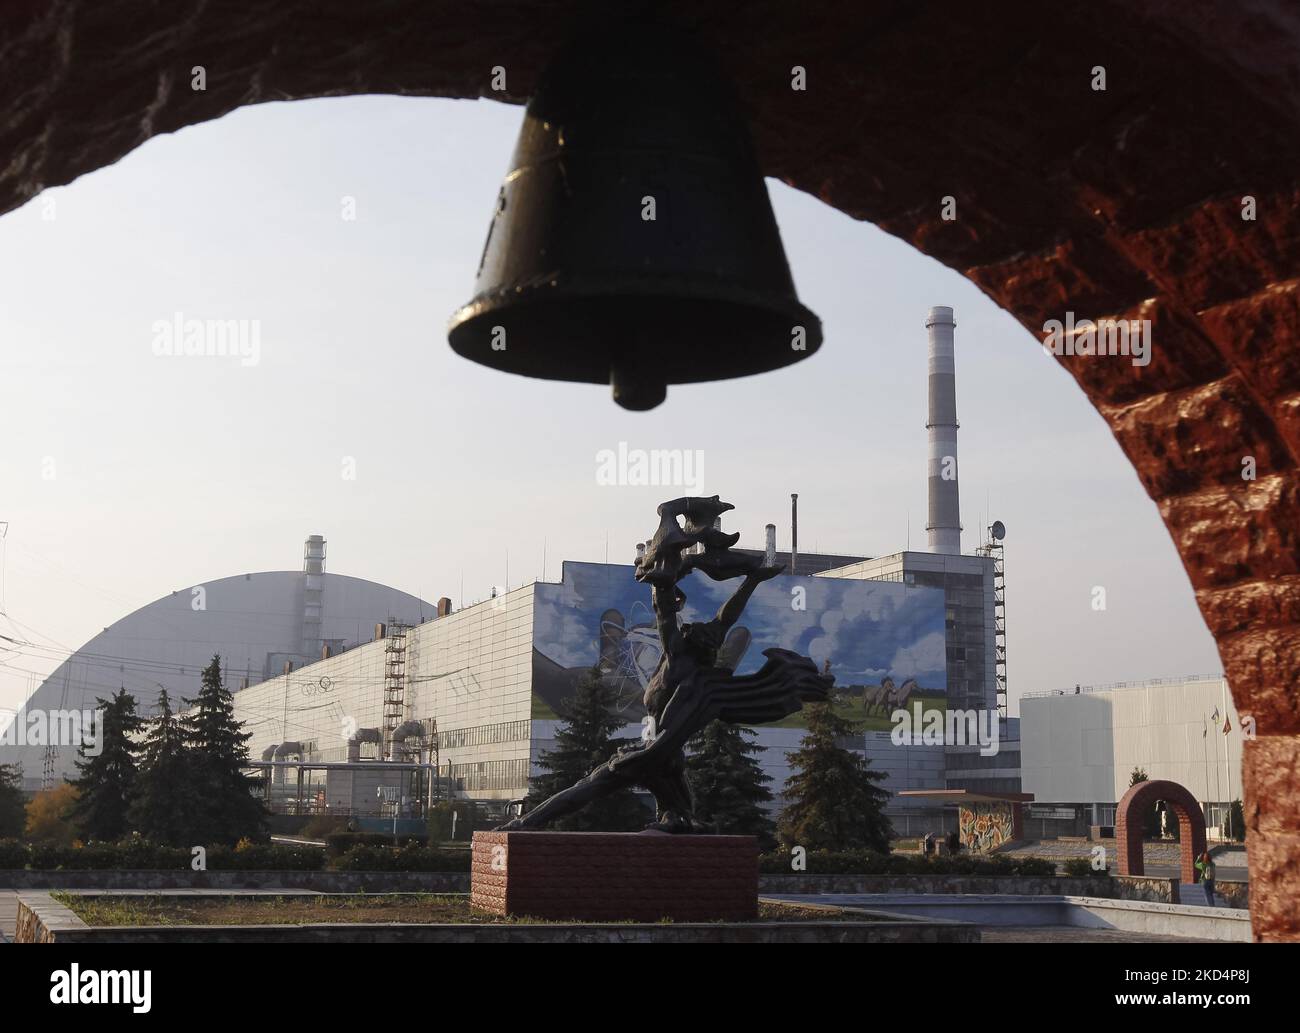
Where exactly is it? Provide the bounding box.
[1,1,1296,939]
[1115,779,1208,884]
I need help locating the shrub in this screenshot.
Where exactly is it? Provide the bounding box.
[1011,857,1058,877]
[11,838,322,871]
[330,844,471,872]
[758,849,1062,878]
[324,832,396,856]
[206,844,325,871]
[1062,857,1108,877]
[300,815,348,840]
[0,838,31,869]
[27,843,73,870]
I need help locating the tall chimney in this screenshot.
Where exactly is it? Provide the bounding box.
[301,534,326,659]
[790,494,799,576]
[764,524,777,567]
[925,306,961,554]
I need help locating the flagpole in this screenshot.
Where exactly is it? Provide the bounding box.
[1210,706,1222,835]
[1222,677,1234,840]
[1201,717,1211,831]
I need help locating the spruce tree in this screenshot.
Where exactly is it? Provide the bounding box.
[69,688,143,841]
[528,666,649,831]
[1128,766,1159,838]
[0,762,25,839]
[182,654,266,845]
[128,690,194,844]
[777,702,893,852]
[687,720,776,848]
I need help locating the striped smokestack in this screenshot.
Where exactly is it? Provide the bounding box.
[925,306,961,554]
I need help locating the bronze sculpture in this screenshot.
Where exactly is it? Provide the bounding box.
[499,496,831,832]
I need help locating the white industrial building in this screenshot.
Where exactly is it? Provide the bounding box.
[0,536,435,790]
[1019,674,1244,838]
[232,556,967,828]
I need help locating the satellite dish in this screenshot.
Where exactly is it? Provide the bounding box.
[990,520,1006,541]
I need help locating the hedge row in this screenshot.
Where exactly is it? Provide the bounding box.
[0,839,1063,877]
[0,839,325,871]
[323,833,429,856]
[0,838,468,873]
[330,844,472,872]
[758,849,1059,877]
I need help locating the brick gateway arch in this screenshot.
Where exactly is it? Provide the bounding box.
[1,2,1296,939]
[1115,779,1208,884]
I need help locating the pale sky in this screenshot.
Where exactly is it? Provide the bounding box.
[0,94,1222,716]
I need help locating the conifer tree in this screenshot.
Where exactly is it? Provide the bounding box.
[686,720,775,848]
[527,666,649,831]
[777,702,892,852]
[182,654,266,845]
[0,763,25,839]
[127,690,194,844]
[69,688,142,841]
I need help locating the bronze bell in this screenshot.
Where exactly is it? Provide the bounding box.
[447,19,822,411]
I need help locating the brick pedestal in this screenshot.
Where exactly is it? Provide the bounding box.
[471,830,758,922]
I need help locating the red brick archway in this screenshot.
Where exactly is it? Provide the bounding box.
[1115,780,1207,884]
[1,1,1297,939]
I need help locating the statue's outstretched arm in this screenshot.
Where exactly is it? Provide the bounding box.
[714,565,783,630]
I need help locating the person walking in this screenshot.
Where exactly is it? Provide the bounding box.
[1195,850,1217,906]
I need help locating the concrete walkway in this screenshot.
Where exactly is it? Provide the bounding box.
[982,925,1220,943]
[0,887,324,943]
[774,892,1250,941]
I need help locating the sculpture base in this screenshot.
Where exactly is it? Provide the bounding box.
[471,830,758,922]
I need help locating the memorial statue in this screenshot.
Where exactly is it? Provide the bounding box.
[499,496,832,832]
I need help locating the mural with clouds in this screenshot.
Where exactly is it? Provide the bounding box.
[531,561,946,726]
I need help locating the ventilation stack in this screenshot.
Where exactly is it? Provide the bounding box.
[301,534,326,658]
[925,307,962,554]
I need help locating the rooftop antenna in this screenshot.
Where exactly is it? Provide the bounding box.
[790,493,798,577]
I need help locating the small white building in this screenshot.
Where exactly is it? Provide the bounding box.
[1019,675,1245,838]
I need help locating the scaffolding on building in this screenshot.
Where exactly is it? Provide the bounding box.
[383,622,409,744]
[977,523,1008,717]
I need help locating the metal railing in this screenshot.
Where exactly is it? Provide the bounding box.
[1022,673,1225,699]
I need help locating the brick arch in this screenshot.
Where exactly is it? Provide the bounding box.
[1,1,1297,939]
[1115,780,1207,884]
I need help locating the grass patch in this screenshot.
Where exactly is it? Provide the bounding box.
[51,893,876,927]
